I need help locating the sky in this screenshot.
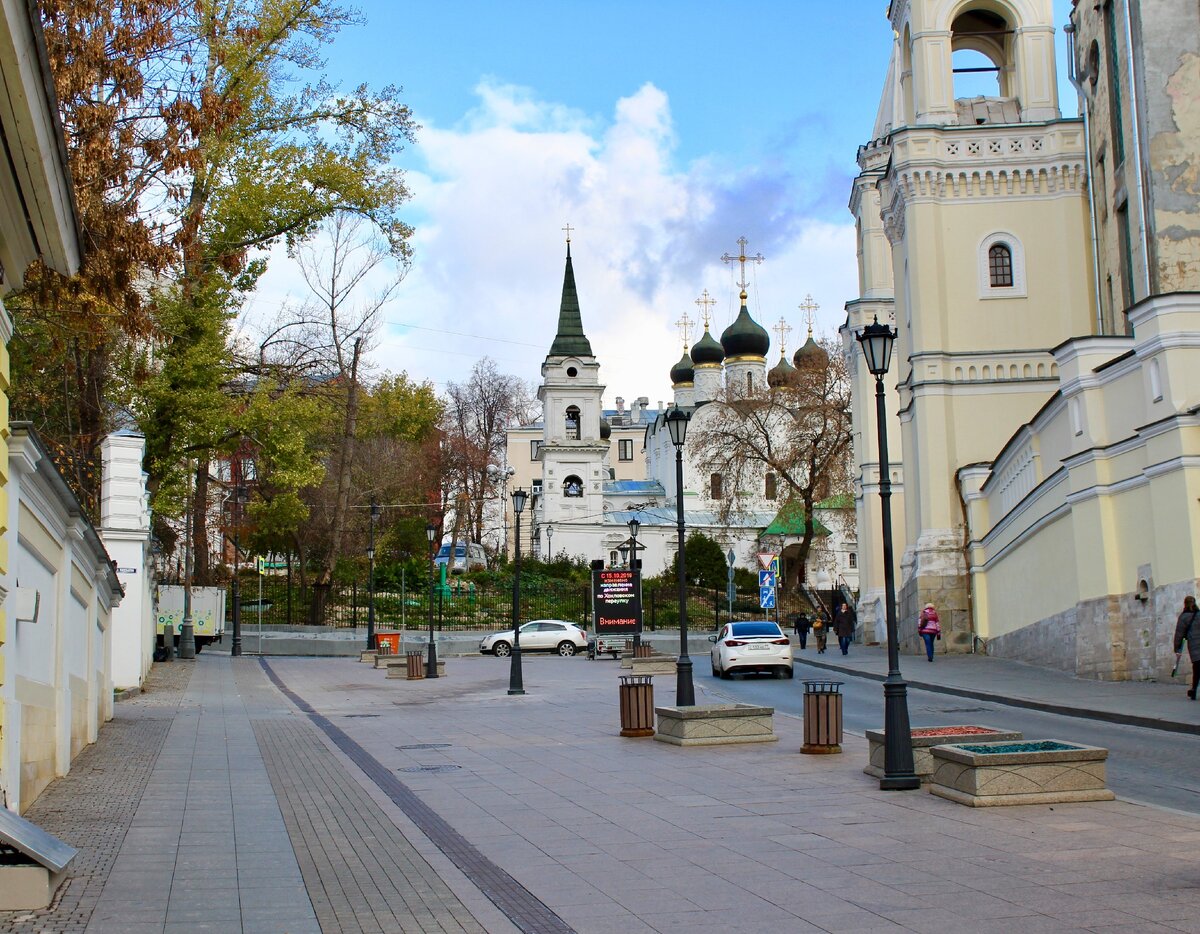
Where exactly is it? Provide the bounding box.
[244,0,1079,409]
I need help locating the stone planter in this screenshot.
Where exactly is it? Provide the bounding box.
[629,655,676,675]
[654,704,777,746]
[864,725,1023,784]
[929,739,1115,807]
[386,660,444,679]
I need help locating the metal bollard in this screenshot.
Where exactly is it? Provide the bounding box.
[801,680,844,754]
[618,675,655,737]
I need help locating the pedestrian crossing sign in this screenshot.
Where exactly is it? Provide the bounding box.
[759,587,776,609]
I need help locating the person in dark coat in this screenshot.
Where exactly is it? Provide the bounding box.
[833,602,856,655]
[791,612,811,650]
[1174,594,1200,700]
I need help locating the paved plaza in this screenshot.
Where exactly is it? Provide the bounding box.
[1,650,1198,934]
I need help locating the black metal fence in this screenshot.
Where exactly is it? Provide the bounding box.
[231,573,825,633]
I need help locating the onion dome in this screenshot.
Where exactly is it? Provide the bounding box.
[793,329,829,369]
[599,417,612,440]
[720,293,770,359]
[670,349,695,385]
[768,355,797,388]
[690,325,725,366]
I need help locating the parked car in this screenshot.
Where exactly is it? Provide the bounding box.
[709,621,793,679]
[480,620,588,657]
[435,541,488,574]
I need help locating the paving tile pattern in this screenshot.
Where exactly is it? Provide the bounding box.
[254,719,487,934]
[260,659,575,934]
[0,661,191,933]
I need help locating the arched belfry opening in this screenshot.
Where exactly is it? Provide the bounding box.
[951,7,1016,122]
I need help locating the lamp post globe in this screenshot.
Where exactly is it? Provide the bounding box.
[666,406,694,706]
[856,317,919,790]
[425,522,439,678]
[508,488,528,695]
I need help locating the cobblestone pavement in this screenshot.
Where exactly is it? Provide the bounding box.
[0,660,193,933]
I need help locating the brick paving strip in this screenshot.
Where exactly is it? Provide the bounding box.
[0,662,192,934]
[259,659,576,934]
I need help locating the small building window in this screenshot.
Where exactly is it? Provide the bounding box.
[563,475,584,497]
[610,551,619,567]
[565,406,580,440]
[746,372,753,394]
[848,552,857,569]
[710,473,723,500]
[530,440,542,460]
[988,244,1013,287]
[618,439,633,461]
[765,472,777,500]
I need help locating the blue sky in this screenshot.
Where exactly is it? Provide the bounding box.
[247,0,1079,405]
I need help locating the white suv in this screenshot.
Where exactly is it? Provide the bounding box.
[709,621,794,679]
[480,620,588,657]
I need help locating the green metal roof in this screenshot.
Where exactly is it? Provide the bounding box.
[762,502,831,537]
[548,245,593,357]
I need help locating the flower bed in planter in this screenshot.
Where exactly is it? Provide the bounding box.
[929,739,1115,807]
[864,725,1023,783]
[653,704,777,746]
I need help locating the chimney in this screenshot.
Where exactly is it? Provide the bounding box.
[616,396,625,413]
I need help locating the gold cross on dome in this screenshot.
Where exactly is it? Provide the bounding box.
[773,317,792,354]
[694,289,717,328]
[799,293,820,335]
[675,311,695,349]
[720,236,765,292]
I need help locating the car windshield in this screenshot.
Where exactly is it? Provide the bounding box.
[436,545,467,558]
[730,622,783,638]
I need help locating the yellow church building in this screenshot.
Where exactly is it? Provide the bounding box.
[843,0,1200,680]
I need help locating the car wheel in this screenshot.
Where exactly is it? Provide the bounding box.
[784,666,794,679]
[711,663,719,677]
[720,667,733,680]
[492,641,511,657]
[557,641,577,657]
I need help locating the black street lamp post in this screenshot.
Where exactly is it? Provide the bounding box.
[425,522,439,678]
[666,407,694,706]
[231,484,247,657]
[628,517,641,654]
[857,317,920,790]
[367,498,380,651]
[509,488,528,695]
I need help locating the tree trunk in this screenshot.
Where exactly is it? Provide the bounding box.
[192,458,211,585]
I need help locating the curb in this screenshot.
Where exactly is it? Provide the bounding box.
[798,655,1200,736]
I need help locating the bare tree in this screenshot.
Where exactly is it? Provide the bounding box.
[692,337,853,584]
[288,212,405,622]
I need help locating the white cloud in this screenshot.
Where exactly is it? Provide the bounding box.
[244,79,859,405]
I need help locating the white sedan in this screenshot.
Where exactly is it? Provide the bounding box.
[480,620,588,657]
[709,621,794,679]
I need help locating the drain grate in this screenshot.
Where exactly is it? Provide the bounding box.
[399,764,462,774]
[397,743,452,750]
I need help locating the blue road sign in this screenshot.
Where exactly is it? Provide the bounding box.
[759,587,776,609]
[758,570,776,589]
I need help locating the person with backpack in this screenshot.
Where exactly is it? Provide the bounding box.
[917,603,941,661]
[1173,595,1200,700]
[812,611,829,654]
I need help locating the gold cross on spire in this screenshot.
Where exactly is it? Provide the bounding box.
[773,317,793,355]
[694,289,717,329]
[799,293,820,336]
[562,222,574,243]
[720,236,765,294]
[675,311,695,349]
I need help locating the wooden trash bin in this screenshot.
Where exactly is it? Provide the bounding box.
[406,651,425,680]
[618,675,655,737]
[801,680,843,754]
[634,643,653,658]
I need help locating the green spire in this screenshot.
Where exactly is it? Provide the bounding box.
[549,243,593,357]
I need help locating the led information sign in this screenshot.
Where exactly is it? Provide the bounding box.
[592,569,643,635]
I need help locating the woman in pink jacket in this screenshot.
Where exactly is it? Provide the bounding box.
[918,603,941,661]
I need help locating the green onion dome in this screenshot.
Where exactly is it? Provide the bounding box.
[768,355,797,388]
[720,294,770,359]
[690,326,725,366]
[793,333,829,369]
[600,417,612,440]
[670,349,695,385]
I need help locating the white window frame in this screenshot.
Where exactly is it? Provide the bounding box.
[978,231,1027,299]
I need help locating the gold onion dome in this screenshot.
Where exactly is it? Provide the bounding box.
[720,293,770,359]
[670,349,695,385]
[690,326,725,366]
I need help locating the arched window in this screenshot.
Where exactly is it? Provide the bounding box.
[988,243,1014,287]
[565,406,580,440]
[950,9,1012,106]
[710,473,723,500]
[563,475,583,497]
[746,372,753,394]
[765,472,777,501]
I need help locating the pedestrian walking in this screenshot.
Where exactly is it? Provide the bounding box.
[917,603,941,661]
[1173,595,1200,700]
[833,601,855,655]
[791,612,811,650]
[812,611,828,654]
